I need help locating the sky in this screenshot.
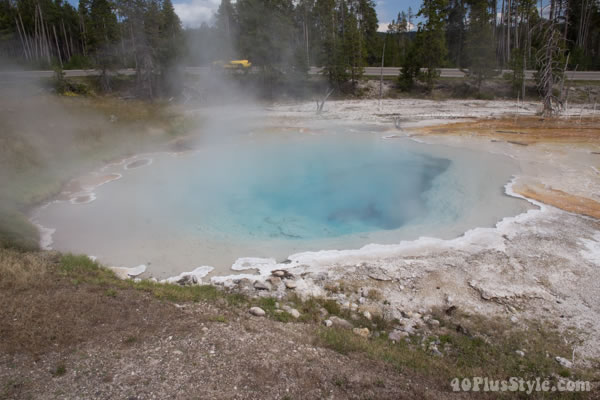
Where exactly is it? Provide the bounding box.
[171,0,421,31]
[64,0,419,32]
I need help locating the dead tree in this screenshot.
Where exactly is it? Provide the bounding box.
[536,19,567,116]
[316,87,334,114]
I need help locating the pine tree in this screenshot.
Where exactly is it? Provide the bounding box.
[87,0,118,90]
[465,0,496,92]
[215,0,236,60]
[415,0,448,92]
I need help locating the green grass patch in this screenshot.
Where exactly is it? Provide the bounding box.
[58,253,249,306]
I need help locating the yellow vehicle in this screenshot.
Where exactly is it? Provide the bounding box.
[212,60,252,70]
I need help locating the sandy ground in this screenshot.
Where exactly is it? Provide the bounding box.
[212,99,600,362]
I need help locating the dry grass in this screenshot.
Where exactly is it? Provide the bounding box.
[0,249,233,356]
[0,248,52,290]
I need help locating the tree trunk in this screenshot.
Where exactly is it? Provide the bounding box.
[53,25,63,67]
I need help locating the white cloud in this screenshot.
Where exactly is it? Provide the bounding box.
[378,22,390,32]
[378,21,415,33]
[174,0,221,28]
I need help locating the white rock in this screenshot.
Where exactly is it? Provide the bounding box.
[352,327,370,338]
[289,309,301,319]
[428,319,440,327]
[388,330,409,341]
[284,280,297,289]
[323,319,333,327]
[249,307,266,317]
[253,281,271,291]
[555,356,573,369]
[510,316,519,323]
[330,316,353,330]
[515,350,525,357]
[363,311,372,320]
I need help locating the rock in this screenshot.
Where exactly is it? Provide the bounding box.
[368,272,392,281]
[177,275,198,286]
[350,303,358,311]
[352,327,370,338]
[249,307,266,317]
[253,281,271,291]
[358,296,366,304]
[284,280,297,289]
[363,311,372,320]
[289,309,301,319]
[272,270,285,277]
[412,313,422,319]
[237,278,254,291]
[358,304,382,318]
[430,346,443,357]
[400,325,415,335]
[510,316,518,323]
[330,316,353,330]
[388,330,409,341]
[555,356,573,369]
[266,276,281,286]
[515,350,525,357]
[428,319,440,327]
[323,319,333,327]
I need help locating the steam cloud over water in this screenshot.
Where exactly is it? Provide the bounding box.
[33,126,531,278]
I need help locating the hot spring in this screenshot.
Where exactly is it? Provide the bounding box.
[33,126,531,278]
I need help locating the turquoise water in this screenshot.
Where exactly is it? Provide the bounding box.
[35,129,530,277]
[173,135,450,239]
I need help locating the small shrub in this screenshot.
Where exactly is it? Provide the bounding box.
[123,336,137,344]
[52,364,66,377]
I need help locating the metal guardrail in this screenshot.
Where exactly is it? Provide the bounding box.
[1,67,599,80]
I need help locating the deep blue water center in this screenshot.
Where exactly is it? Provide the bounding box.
[174,134,451,240]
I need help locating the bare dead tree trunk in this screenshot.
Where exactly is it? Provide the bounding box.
[536,19,566,116]
[61,20,71,60]
[379,36,386,108]
[15,17,29,60]
[53,25,63,68]
[316,87,334,114]
[506,0,511,62]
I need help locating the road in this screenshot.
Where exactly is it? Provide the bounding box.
[1,67,600,80]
